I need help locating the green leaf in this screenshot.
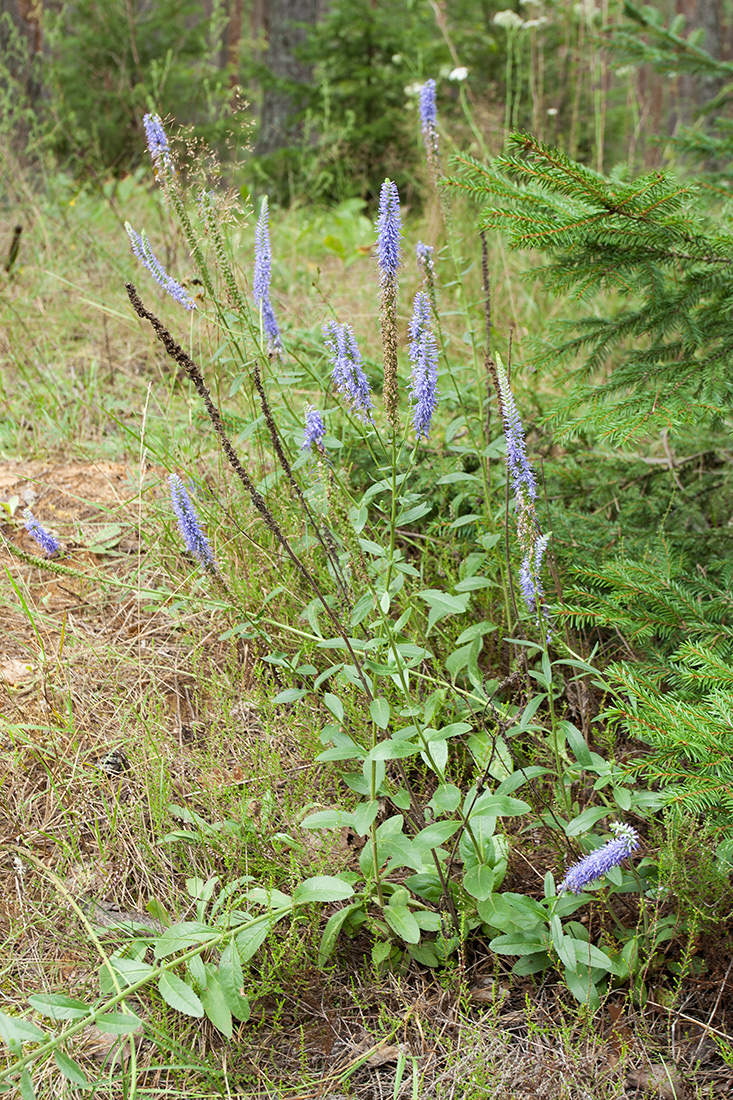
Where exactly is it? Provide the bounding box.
[99,954,156,994]
[479,893,546,933]
[613,786,632,811]
[429,783,462,814]
[318,903,362,966]
[272,688,308,704]
[550,917,577,970]
[413,820,462,848]
[19,1070,35,1100]
[300,809,354,829]
[563,965,601,1009]
[157,972,204,1017]
[496,766,549,795]
[471,793,531,818]
[381,834,424,873]
[219,941,250,1022]
[186,955,207,990]
[565,806,609,836]
[463,864,496,901]
[369,697,390,729]
[384,905,421,944]
[418,589,471,634]
[0,1011,46,1046]
[367,738,421,761]
[53,1049,91,1089]
[408,943,440,967]
[422,738,448,776]
[352,800,379,835]
[323,693,344,722]
[236,920,272,962]
[489,934,548,956]
[511,952,551,976]
[153,922,219,959]
[201,972,232,1038]
[455,621,497,644]
[562,721,593,767]
[568,938,617,972]
[396,500,433,525]
[27,995,91,1021]
[95,1012,143,1034]
[293,876,354,904]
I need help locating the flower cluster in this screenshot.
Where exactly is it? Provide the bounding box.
[23,510,61,557]
[559,823,640,894]
[376,180,402,288]
[142,113,174,177]
[253,197,282,352]
[408,291,439,439]
[495,355,549,617]
[302,406,326,453]
[323,321,373,422]
[419,79,440,169]
[494,9,524,30]
[169,475,217,572]
[375,179,403,430]
[125,223,194,310]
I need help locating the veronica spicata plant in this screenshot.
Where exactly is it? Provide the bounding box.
[0,107,677,1100]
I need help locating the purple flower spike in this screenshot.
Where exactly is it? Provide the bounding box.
[520,533,549,612]
[323,321,374,423]
[376,180,402,288]
[126,223,194,310]
[302,406,326,453]
[419,80,440,164]
[419,80,437,135]
[142,113,174,176]
[23,510,61,558]
[253,197,282,352]
[559,823,640,894]
[408,291,439,439]
[169,475,217,572]
[494,355,552,629]
[496,359,537,502]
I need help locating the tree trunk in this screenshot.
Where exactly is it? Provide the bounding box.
[255,0,319,155]
[676,0,728,114]
[2,0,45,106]
[224,0,244,92]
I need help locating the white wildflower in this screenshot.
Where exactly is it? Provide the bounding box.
[494,9,524,30]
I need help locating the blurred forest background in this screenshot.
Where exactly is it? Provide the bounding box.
[2,0,730,202]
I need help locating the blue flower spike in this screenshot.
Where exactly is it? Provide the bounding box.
[125,223,194,310]
[559,822,640,894]
[169,475,217,573]
[495,355,550,625]
[419,79,440,170]
[142,113,174,178]
[375,179,402,430]
[302,406,327,454]
[408,291,439,440]
[253,196,282,353]
[23,510,61,558]
[323,321,374,423]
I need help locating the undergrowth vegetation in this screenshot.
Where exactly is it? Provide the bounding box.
[2,10,733,1100]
